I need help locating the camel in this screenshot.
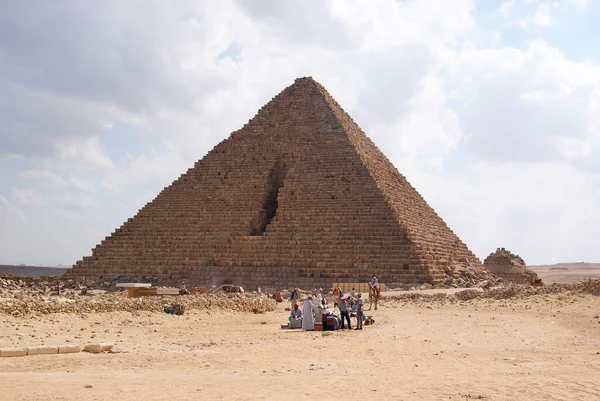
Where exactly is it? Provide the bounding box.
[368,282,380,311]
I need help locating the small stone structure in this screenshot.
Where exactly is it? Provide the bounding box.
[66,77,484,290]
[483,248,539,285]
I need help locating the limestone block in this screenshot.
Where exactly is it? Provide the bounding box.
[27,346,59,356]
[0,347,28,357]
[58,345,82,354]
[83,342,114,353]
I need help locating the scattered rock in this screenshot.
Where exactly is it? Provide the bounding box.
[83,343,114,353]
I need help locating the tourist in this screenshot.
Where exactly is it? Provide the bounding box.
[355,293,364,330]
[371,276,380,296]
[179,281,189,295]
[290,288,299,308]
[290,303,302,320]
[302,296,319,331]
[339,296,351,330]
[350,287,356,298]
[332,286,340,308]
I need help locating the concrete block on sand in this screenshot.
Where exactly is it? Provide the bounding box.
[59,345,82,354]
[27,346,59,356]
[0,347,28,357]
[83,343,114,353]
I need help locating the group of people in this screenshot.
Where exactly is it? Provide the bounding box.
[289,285,368,331]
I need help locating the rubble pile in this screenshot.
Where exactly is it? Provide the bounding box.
[565,278,600,294]
[441,264,501,289]
[0,277,276,317]
[385,278,600,304]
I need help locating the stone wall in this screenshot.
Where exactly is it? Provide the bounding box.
[66,77,482,288]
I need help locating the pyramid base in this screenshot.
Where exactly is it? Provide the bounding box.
[63,263,479,292]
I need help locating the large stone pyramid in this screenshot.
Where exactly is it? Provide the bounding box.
[67,77,481,289]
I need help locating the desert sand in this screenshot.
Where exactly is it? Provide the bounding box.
[531,263,600,284]
[1,284,600,401]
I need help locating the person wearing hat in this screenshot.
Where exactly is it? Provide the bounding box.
[179,281,189,295]
[355,293,364,330]
[371,276,380,296]
[290,303,302,320]
[302,295,319,331]
[338,296,352,330]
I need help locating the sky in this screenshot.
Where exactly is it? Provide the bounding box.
[1,0,599,267]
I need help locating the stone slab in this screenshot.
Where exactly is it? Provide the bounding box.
[115,283,152,288]
[0,347,28,357]
[83,342,114,353]
[58,345,82,354]
[27,346,59,355]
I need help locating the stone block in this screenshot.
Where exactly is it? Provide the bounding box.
[27,346,59,356]
[83,343,114,353]
[0,347,28,357]
[58,345,82,354]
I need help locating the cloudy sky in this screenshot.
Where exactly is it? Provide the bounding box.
[1,0,599,267]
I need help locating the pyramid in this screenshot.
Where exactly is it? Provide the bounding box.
[67,77,481,289]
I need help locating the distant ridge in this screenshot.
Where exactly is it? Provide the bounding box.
[529,262,600,284]
[0,265,68,278]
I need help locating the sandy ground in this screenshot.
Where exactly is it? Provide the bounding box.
[1,290,599,401]
[531,263,600,284]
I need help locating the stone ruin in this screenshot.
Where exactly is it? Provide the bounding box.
[65,77,485,290]
[483,248,539,285]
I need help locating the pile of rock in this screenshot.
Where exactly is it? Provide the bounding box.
[1,276,88,298]
[483,248,540,285]
[0,283,276,317]
[386,278,600,303]
[441,264,500,289]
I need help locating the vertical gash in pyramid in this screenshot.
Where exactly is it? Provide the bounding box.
[67,77,482,289]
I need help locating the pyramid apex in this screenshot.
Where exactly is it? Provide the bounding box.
[294,76,316,82]
[292,76,322,87]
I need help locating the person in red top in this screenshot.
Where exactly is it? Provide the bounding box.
[332,286,340,308]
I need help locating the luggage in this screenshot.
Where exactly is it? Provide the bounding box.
[325,316,340,331]
[164,304,185,315]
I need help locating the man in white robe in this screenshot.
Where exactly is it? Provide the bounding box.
[302,296,318,330]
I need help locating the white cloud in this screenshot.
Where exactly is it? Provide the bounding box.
[417,161,600,265]
[498,0,516,18]
[568,0,590,7]
[451,40,600,163]
[10,187,43,206]
[519,2,556,29]
[19,170,67,188]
